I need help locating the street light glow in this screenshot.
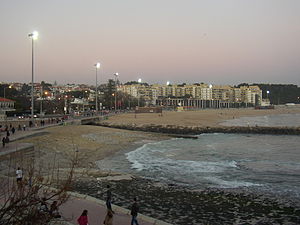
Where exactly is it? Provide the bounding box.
[267,90,270,94]
[138,78,142,83]
[95,62,100,68]
[114,72,119,76]
[166,81,170,85]
[29,31,39,40]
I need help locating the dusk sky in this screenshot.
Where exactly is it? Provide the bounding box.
[0,0,299,85]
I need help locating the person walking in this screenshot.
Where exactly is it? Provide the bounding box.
[106,185,113,211]
[77,209,89,225]
[103,208,113,225]
[130,197,139,225]
[2,137,6,148]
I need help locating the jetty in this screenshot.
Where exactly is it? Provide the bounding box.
[93,121,300,136]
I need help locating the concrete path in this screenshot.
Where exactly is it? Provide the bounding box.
[60,197,155,225]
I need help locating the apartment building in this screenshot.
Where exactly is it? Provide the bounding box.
[118,83,263,107]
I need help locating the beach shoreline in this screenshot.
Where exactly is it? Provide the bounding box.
[7,107,300,224]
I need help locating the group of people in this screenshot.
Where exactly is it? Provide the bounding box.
[1,124,14,147]
[77,185,140,225]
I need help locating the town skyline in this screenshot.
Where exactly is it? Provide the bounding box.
[1,0,299,85]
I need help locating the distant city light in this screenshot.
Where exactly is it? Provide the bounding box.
[209,84,213,88]
[267,90,270,94]
[166,81,170,85]
[138,78,142,83]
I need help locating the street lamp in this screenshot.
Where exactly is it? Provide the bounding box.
[267,90,270,99]
[166,81,170,86]
[114,73,119,111]
[94,62,100,113]
[137,78,142,107]
[28,31,39,120]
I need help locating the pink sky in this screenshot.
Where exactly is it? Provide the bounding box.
[0,0,299,85]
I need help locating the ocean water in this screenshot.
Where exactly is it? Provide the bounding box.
[97,114,300,203]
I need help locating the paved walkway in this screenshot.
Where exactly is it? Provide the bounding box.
[60,196,155,225]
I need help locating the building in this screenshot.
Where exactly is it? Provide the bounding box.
[0,98,15,121]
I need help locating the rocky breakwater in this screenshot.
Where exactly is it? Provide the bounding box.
[94,121,300,136]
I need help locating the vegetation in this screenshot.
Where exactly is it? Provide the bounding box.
[0,151,77,225]
[237,83,300,104]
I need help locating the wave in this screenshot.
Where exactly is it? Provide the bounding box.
[204,176,261,188]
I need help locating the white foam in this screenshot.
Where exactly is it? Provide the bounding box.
[205,176,261,188]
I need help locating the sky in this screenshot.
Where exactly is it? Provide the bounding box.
[0,0,299,86]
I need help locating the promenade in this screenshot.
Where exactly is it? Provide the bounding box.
[59,193,169,225]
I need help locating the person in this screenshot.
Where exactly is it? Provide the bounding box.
[130,197,139,225]
[16,167,23,183]
[103,209,113,225]
[23,124,26,131]
[50,201,61,218]
[5,136,9,144]
[2,137,6,148]
[77,209,89,225]
[11,127,15,134]
[106,185,113,211]
[39,197,49,213]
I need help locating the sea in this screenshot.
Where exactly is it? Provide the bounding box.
[97,113,300,205]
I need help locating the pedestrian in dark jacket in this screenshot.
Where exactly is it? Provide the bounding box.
[2,137,6,147]
[130,197,139,225]
[106,185,113,211]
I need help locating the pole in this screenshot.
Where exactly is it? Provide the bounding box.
[3,87,5,98]
[40,86,43,115]
[114,75,117,111]
[95,67,98,112]
[31,38,34,121]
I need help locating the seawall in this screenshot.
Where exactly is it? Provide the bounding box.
[92,121,300,136]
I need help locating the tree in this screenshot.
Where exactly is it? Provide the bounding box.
[102,79,116,109]
[0,150,77,225]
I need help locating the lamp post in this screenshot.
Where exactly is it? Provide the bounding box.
[28,31,38,120]
[137,78,142,107]
[114,73,119,111]
[267,90,270,100]
[94,63,100,113]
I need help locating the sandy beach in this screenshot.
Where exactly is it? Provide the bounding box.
[106,105,300,127]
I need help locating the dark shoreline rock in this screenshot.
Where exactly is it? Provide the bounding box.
[91,122,300,136]
[73,178,300,225]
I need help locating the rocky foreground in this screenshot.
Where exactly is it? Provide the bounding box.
[73,178,300,225]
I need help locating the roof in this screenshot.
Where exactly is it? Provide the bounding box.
[0,97,15,102]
